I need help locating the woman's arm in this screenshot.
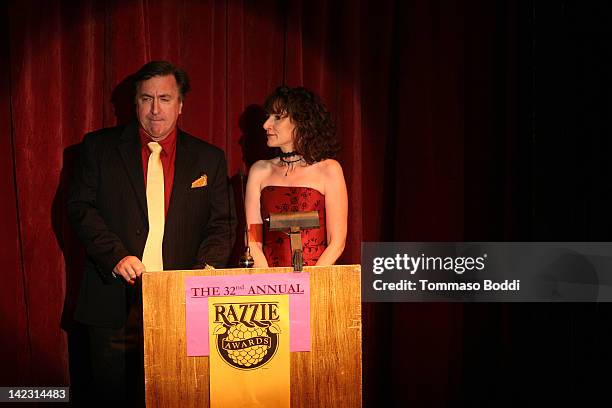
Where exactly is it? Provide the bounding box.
[244,161,269,268]
[316,160,348,266]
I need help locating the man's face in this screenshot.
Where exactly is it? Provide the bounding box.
[136,75,183,141]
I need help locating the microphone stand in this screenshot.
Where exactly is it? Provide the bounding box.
[238,169,255,268]
[266,211,319,272]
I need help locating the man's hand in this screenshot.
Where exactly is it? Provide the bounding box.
[113,256,146,284]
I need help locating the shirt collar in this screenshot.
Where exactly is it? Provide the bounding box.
[139,126,178,154]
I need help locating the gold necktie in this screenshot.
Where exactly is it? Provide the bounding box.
[141,142,165,271]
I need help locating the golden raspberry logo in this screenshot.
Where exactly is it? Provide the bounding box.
[212,301,282,370]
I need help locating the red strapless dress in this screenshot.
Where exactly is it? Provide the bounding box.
[260,186,327,267]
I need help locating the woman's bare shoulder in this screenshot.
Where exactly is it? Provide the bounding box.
[318,158,344,177]
[248,159,276,177]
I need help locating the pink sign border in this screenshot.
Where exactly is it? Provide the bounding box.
[185,273,311,356]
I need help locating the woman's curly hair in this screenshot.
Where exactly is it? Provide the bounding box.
[263,86,340,164]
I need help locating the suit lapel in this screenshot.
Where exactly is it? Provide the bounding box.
[167,132,198,223]
[118,123,148,219]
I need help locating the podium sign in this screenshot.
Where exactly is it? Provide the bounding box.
[209,295,290,408]
[184,273,311,355]
[142,265,362,407]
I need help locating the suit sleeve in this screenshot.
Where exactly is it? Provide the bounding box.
[193,151,236,269]
[67,133,131,280]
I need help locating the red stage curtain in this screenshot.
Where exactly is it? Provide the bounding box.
[1,0,529,405]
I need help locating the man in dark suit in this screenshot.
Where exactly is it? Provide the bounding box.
[68,61,235,405]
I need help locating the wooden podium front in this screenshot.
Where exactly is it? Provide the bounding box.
[142,265,362,407]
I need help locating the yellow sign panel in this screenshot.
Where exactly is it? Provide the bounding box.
[209,295,290,408]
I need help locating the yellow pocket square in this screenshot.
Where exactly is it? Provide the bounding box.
[191,174,207,188]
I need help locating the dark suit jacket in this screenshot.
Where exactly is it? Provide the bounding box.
[68,122,235,328]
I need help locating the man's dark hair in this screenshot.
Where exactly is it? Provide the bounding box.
[133,60,191,100]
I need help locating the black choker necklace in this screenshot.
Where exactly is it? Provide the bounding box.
[279,156,302,164]
[278,151,298,158]
[278,152,303,176]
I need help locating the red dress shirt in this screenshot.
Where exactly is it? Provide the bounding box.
[139,126,177,217]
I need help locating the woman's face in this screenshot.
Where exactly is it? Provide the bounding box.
[263,112,296,152]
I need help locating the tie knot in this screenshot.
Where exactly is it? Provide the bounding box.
[148,142,163,154]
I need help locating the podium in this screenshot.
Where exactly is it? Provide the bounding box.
[142,265,362,407]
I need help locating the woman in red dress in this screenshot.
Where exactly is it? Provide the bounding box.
[245,86,348,267]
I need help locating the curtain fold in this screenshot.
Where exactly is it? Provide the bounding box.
[2,0,533,405]
[0,2,30,386]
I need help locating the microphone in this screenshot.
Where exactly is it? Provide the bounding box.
[266,211,319,272]
[238,169,255,268]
